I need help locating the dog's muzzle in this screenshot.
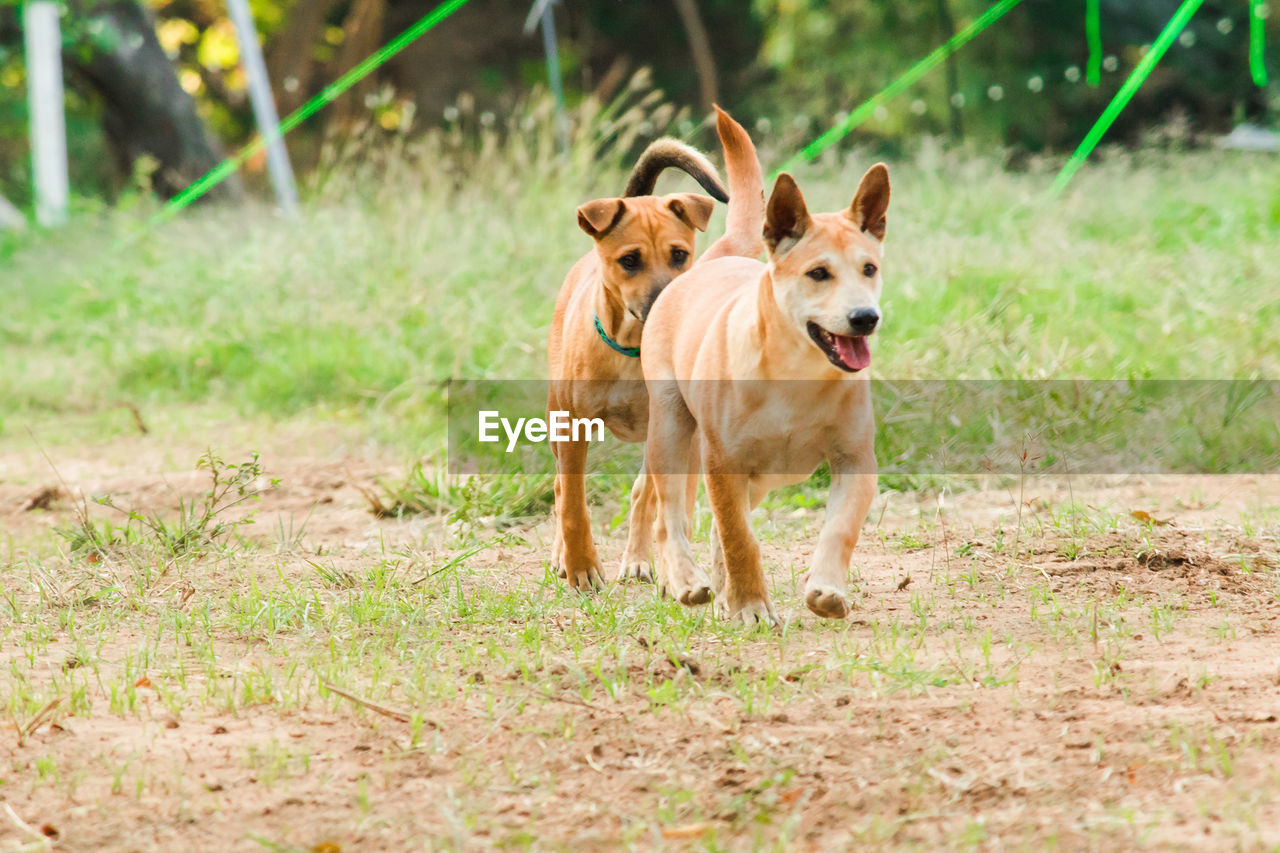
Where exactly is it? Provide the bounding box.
[630,282,670,321]
[848,308,880,336]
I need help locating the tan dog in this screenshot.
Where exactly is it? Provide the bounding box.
[640,148,890,624]
[547,112,763,592]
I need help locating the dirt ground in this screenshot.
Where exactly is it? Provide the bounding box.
[2,426,1280,851]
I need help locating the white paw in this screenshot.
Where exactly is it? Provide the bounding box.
[658,563,713,606]
[804,583,850,619]
[729,598,779,629]
[617,558,655,584]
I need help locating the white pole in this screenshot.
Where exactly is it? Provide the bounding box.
[525,0,568,153]
[226,0,299,217]
[540,2,568,153]
[0,194,26,231]
[24,1,69,227]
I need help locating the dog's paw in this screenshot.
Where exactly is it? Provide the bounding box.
[678,583,713,606]
[566,565,606,592]
[729,598,779,629]
[804,584,850,619]
[659,564,713,607]
[617,557,654,584]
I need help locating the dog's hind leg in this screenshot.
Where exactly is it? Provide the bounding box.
[550,474,568,578]
[705,470,777,628]
[805,465,877,619]
[684,435,701,535]
[618,454,656,583]
[553,438,606,591]
[547,386,567,578]
[648,382,712,606]
[550,479,565,578]
[708,519,726,611]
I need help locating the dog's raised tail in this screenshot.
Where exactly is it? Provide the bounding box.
[624,139,728,203]
[699,106,765,262]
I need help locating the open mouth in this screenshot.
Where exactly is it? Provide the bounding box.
[807,322,871,372]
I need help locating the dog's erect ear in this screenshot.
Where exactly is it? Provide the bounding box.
[577,198,627,238]
[667,193,715,232]
[847,163,890,241]
[763,173,812,254]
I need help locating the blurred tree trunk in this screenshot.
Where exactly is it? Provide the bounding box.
[267,0,333,115]
[329,0,386,129]
[935,0,963,140]
[65,0,242,201]
[671,0,718,111]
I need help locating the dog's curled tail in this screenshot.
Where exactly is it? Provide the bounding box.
[624,139,728,203]
[699,106,765,263]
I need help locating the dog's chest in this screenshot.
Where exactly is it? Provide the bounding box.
[724,428,827,481]
[601,397,648,442]
[571,383,648,443]
[717,403,828,477]
[710,390,865,479]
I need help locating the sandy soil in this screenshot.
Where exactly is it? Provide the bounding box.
[2,428,1279,851]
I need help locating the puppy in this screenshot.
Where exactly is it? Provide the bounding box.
[547,112,763,592]
[640,155,890,624]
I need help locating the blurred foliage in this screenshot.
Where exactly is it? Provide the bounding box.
[749,0,1278,151]
[0,0,1276,207]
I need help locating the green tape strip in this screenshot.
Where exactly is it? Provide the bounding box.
[1251,0,1269,87]
[779,0,1024,174]
[152,0,471,225]
[1051,0,1204,195]
[1086,0,1102,86]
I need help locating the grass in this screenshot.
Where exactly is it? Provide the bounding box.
[4,458,1280,846]
[5,108,1278,530]
[3,95,1280,848]
[3,104,1279,456]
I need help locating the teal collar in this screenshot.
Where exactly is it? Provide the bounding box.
[594,314,640,358]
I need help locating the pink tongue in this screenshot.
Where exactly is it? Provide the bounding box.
[833,334,871,371]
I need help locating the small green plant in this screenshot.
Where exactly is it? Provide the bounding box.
[55,450,276,557]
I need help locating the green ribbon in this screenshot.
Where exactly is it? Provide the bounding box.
[1052,0,1206,195]
[1251,0,1269,88]
[781,0,1024,173]
[1086,0,1102,87]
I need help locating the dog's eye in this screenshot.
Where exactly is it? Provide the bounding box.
[618,252,642,271]
[806,267,832,282]
[670,247,689,267]
[862,262,878,278]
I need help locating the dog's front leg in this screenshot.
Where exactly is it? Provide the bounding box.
[705,471,777,627]
[708,476,766,610]
[805,464,877,619]
[553,438,605,591]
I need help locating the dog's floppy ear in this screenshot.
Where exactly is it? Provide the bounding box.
[847,163,890,241]
[667,193,715,232]
[763,173,811,254]
[577,198,627,238]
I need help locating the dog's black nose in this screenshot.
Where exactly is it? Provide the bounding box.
[849,308,880,335]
